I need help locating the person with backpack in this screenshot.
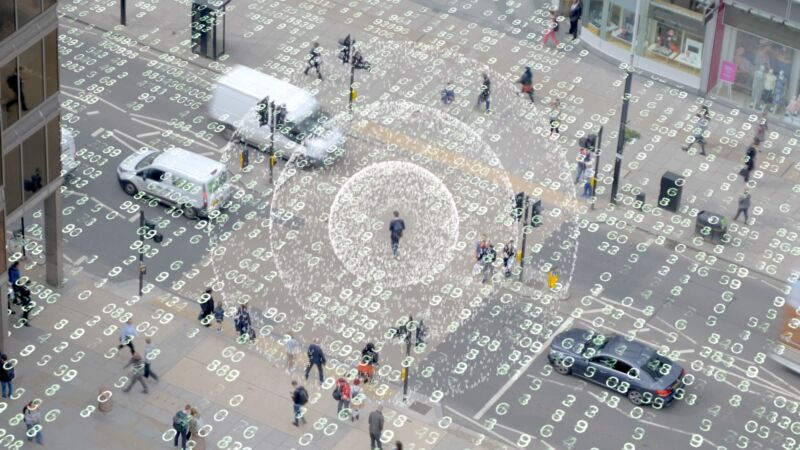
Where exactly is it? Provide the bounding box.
[172,404,192,449]
[333,377,351,417]
[214,302,225,332]
[303,41,323,81]
[234,304,252,339]
[682,105,710,155]
[518,67,534,103]
[290,380,309,426]
[0,354,15,399]
[23,400,42,445]
[543,10,560,47]
[304,338,326,384]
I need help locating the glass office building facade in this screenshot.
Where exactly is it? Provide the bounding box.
[0,0,64,343]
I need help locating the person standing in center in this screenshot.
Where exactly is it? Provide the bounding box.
[369,405,384,450]
[304,338,326,385]
[568,0,583,41]
[23,400,43,445]
[389,211,405,259]
[742,139,759,182]
[0,354,15,399]
[518,67,534,103]
[334,377,351,417]
[172,404,192,450]
[291,380,309,426]
[118,319,138,355]
[543,10,560,47]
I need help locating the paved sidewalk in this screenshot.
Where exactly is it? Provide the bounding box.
[2,259,500,450]
[60,0,800,287]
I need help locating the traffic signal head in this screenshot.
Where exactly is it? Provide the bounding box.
[530,199,543,227]
[352,50,370,70]
[144,220,164,243]
[257,97,270,127]
[274,105,287,127]
[513,192,524,220]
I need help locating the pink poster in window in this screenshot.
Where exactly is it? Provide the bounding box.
[719,61,737,83]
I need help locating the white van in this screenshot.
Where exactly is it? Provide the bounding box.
[116,148,232,220]
[208,65,344,166]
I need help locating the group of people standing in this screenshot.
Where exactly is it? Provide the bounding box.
[171,404,206,450]
[474,235,516,283]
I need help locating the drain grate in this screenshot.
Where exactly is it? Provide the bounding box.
[409,401,432,415]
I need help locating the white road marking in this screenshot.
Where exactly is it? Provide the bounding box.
[63,254,75,265]
[473,317,575,420]
[110,134,141,154]
[61,88,127,114]
[86,110,100,116]
[129,214,140,223]
[91,197,119,216]
[113,129,156,151]
[444,405,556,450]
[129,117,222,153]
[73,255,88,266]
[135,131,161,138]
[91,127,105,138]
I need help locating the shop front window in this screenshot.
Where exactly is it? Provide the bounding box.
[643,1,704,75]
[605,1,636,50]
[0,0,15,40]
[716,29,797,122]
[584,0,605,37]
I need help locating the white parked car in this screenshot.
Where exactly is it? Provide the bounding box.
[116,148,232,220]
[208,64,344,166]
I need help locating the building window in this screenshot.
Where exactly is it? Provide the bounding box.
[18,40,44,117]
[584,0,605,37]
[605,1,636,51]
[22,126,46,201]
[43,0,55,10]
[46,117,61,183]
[4,145,22,213]
[1,58,20,127]
[642,1,705,75]
[0,0,15,40]
[44,30,58,98]
[16,0,42,29]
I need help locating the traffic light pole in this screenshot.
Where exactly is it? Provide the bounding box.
[269,100,275,184]
[518,195,531,282]
[349,54,356,113]
[591,125,603,210]
[120,0,126,25]
[138,211,145,297]
[610,68,633,205]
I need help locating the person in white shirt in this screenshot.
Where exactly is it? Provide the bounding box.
[117,319,139,355]
[285,334,301,372]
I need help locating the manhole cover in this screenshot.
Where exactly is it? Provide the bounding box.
[409,401,432,415]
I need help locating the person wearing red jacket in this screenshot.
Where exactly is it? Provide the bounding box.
[334,378,351,417]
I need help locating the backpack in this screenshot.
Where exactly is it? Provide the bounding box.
[6,366,14,380]
[332,385,342,401]
[172,411,188,432]
[297,387,309,405]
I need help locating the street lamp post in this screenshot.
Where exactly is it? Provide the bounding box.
[591,125,603,210]
[610,68,633,205]
[120,0,127,25]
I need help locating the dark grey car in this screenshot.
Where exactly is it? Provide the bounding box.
[548,328,686,408]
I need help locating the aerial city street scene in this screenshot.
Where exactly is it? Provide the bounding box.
[0,0,799,448]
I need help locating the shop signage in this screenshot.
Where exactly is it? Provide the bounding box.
[719,60,737,83]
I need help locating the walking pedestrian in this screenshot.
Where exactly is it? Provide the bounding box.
[581,163,595,198]
[7,261,20,316]
[198,288,214,327]
[350,378,362,421]
[290,380,309,426]
[143,337,159,382]
[23,400,42,445]
[285,333,301,372]
[303,42,323,80]
[542,10,560,47]
[304,338,326,384]
[568,0,582,40]
[441,81,455,105]
[234,304,252,338]
[389,211,405,259]
[549,100,561,135]
[393,442,404,450]
[755,111,768,143]
[172,404,192,450]
[17,280,32,327]
[188,408,206,450]
[518,67,534,103]
[368,405,384,450]
[122,352,149,394]
[214,302,225,332]
[117,318,138,355]
[574,148,589,183]
[333,377,351,417]
[0,354,15,399]
[502,239,516,277]
[682,105,710,155]
[476,73,491,112]
[741,139,759,182]
[481,242,497,284]
[733,190,751,222]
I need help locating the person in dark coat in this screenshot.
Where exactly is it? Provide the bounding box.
[17,280,32,327]
[477,73,491,112]
[389,211,405,259]
[368,405,384,450]
[304,338,326,384]
[742,139,759,182]
[518,67,534,103]
[568,0,583,40]
[199,288,214,327]
[733,190,752,222]
[303,42,323,80]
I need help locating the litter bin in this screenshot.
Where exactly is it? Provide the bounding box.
[98,387,113,412]
[659,171,684,213]
[695,211,727,244]
[191,0,230,60]
[634,190,645,210]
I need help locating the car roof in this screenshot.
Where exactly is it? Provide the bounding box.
[153,148,224,181]
[217,65,319,121]
[599,335,654,366]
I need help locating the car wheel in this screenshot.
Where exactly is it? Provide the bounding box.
[121,181,138,196]
[183,207,199,220]
[552,359,571,375]
[627,390,644,406]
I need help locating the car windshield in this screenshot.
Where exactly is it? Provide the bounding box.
[288,108,330,140]
[643,353,672,379]
[135,152,158,170]
[207,171,228,194]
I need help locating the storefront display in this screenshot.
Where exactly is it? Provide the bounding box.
[643,1,705,75]
[605,2,636,49]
